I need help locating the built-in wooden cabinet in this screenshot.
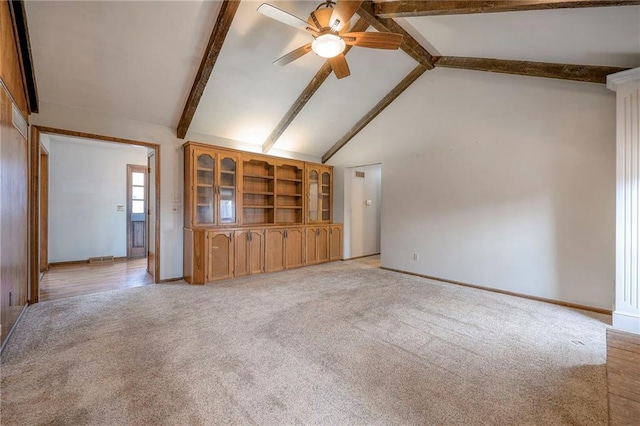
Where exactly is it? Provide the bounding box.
[275,160,304,225]
[207,231,234,281]
[306,164,332,223]
[234,229,264,277]
[330,225,343,261]
[184,145,239,228]
[242,156,275,225]
[183,142,342,284]
[285,228,305,269]
[265,228,286,273]
[264,227,304,272]
[306,226,329,265]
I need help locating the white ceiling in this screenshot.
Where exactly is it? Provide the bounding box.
[24,1,640,158]
[402,6,640,67]
[25,0,221,127]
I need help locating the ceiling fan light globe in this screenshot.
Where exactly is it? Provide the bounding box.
[311,34,345,58]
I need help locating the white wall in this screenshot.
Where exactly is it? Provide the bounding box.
[48,137,148,262]
[343,164,381,259]
[329,68,616,310]
[31,101,320,279]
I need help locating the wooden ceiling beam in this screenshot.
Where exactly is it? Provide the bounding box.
[357,2,435,69]
[261,18,369,153]
[322,64,427,163]
[434,56,627,84]
[375,0,640,18]
[177,0,241,139]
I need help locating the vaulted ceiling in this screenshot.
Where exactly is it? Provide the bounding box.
[24,1,640,161]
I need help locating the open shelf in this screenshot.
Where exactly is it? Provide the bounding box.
[244,174,274,179]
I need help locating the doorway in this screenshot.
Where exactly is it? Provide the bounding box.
[344,164,382,260]
[147,151,156,276]
[29,127,161,303]
[39,145,49,275]
[126,164,147,259]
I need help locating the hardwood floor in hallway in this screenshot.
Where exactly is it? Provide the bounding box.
[39,258,153,302]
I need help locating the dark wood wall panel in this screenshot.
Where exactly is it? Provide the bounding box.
[1,0,30,347]
[0,86,29,344]
[0,0,28,116]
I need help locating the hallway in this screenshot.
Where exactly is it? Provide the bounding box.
[40,258,153,302]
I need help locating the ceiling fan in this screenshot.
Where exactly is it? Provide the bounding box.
[257,0,403,79]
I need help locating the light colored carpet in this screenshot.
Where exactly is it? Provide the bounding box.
[1,256,610,425]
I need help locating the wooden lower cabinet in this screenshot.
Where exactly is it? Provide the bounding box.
[329,225,343,261]
[207,231,234,281]
[183,229,233,284]
[305,226,329,265]
[285,228,305,269]
[265,227,305,272]
[265,228,286,272]
[184,224,342,284]
[234,229,264,277]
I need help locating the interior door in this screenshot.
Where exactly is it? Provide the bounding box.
[147,152,156,278]
[39,147,49,273]
[127,164,147,259]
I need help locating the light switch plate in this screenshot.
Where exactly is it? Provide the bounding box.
[117,205,125,212]
[365,200,373,206]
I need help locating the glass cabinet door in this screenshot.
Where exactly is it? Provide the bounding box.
[218,156,237,224]
[195,153,215,225]
[308,170,319,222]
[321,171,331,221]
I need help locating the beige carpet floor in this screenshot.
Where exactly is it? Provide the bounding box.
[1,256,610,425]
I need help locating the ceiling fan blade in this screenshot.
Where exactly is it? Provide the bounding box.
[257,3,319,33]
[273,43,313,66]
[342,32,403,50]
[329,54,350,79]
[309,8,332,29]
[329,0,364,32]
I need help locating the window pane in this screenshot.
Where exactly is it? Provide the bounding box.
[132,172,145,186]
[132,200,144,213]
[132,186,144,200]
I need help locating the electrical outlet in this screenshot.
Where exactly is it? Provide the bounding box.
[413,253,419,261]
[171,205,180,213]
